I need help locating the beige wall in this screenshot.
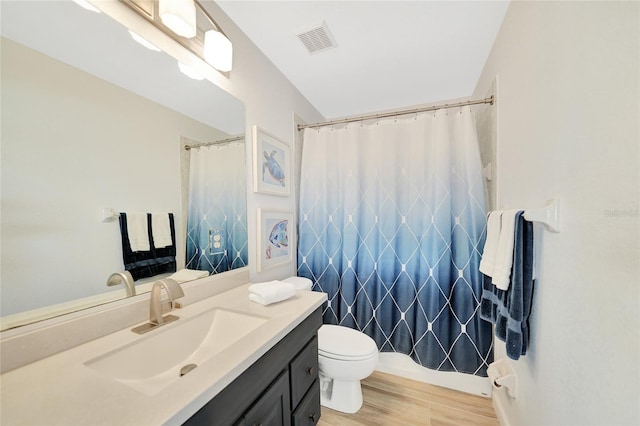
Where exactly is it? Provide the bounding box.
[474,2,639,424]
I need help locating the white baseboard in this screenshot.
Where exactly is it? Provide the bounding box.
[375,352,493,397]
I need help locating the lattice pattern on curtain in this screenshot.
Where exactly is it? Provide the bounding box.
[297,107,493,376]
[186,142,248,274]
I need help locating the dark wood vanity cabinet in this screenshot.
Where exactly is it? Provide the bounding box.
[184,307,322,426]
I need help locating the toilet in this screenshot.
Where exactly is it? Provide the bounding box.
[282,276,379,414]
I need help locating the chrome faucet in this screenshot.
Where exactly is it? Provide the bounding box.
[149,279,185,325]
[106,271,136,297]
[131,278,184,334]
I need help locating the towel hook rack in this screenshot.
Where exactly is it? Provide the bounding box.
[523,198,560,233]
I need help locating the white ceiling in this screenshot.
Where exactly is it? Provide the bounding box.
[216,0,509,119]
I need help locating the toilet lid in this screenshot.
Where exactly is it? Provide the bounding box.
[318,325,378,360]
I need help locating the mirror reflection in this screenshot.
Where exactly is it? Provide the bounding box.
[0,1,247,330]
[184,138,248,274]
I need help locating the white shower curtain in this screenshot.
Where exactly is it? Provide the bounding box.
[186,142,248,274]
[298,106,492,375]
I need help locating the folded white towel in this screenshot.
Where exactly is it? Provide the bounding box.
[492,209,521,290]
[479,210,503,277]
[168,268,209,284]
[126,213,150,252]
[152,213,172,249]
[248,281,296,306]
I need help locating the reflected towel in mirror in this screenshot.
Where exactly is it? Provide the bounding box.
[119,213,177,281]
[152,213,173,249]
[126,212,150,252]
[168,268,209,283]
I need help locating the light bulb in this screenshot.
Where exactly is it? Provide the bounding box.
[159,0,196,39]
[204,30,233,72]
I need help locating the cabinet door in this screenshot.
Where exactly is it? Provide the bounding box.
[289,337,319,409]
[243,370,291,426]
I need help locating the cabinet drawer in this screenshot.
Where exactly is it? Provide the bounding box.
[292,381,320,426]
[290,336,319,409]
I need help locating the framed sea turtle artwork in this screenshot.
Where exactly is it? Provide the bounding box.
[256,209,293,272]
[252,125,290,196]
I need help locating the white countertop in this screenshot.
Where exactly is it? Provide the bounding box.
[0,284,326,426]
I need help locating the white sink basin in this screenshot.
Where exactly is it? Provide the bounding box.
[85,308,268,395]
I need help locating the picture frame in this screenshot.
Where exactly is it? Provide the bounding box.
[257,208,293,272]
[252,125,290,196]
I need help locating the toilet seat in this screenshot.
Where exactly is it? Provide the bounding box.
[318,325,378,361]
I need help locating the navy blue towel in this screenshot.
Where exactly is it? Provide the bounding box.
[480,211,535,360]
[119,213,177,281]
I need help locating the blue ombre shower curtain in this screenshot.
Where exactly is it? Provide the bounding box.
[186,142,248,274]
[298,107,493,375]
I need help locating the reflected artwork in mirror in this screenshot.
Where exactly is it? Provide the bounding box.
[0,1,247,330]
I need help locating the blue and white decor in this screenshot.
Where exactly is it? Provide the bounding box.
[298,107,493,375]
[186,142,248,274]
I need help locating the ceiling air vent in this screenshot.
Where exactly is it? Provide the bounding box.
[296,21,337,54]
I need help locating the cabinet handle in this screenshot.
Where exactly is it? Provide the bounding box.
[309,413,318,423]
[307,366,315,375]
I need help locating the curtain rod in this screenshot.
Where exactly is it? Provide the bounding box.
[297,95,494,131]
[184,135,244,151]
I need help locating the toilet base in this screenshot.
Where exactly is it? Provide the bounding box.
[320,378,364,414]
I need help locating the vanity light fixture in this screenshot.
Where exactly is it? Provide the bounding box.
[204,29,233,72]
[71,0,101,13]
[178,62,205,80]
[159,0,197,39]
[128,30,162,52]
[121,0,233,74]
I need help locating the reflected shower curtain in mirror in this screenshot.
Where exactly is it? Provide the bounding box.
[298,107,493,375]
[186,142,248,274]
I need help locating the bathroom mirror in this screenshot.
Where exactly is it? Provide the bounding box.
[0,1,247,330]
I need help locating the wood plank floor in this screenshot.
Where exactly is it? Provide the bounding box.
[318,371,500,426]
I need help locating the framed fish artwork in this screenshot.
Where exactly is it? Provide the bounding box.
[252,125,291,196]
[257,208,293,272]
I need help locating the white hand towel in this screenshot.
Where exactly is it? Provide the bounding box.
[152,213,172,249]
[126,212,150,252]
[248,281,296,306]
[168,268,209,284]
[491,209,521,290]
[479,210,502,277]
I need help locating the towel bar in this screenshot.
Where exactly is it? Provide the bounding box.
[523,198,560,233]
